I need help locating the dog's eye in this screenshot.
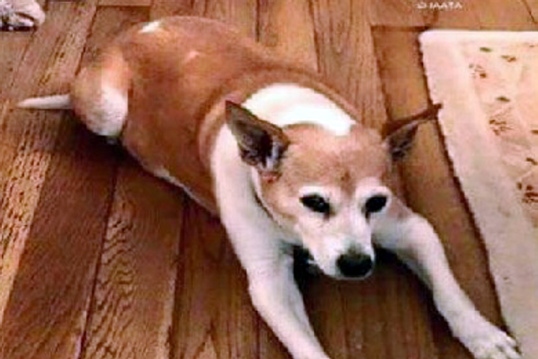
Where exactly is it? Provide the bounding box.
[300,194,331,214]
[364,195,388,216]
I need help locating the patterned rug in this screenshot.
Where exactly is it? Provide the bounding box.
[420,30,538,359]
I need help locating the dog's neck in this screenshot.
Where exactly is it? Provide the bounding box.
[242,83,357,135]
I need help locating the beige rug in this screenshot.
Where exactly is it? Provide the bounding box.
[420,31,538,359]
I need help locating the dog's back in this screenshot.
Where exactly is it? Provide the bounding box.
[66,16,357,212]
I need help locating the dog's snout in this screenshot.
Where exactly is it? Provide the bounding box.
[337,252,374,278]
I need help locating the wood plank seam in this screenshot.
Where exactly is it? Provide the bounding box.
[521,0,538,23]
[76,161,121,359]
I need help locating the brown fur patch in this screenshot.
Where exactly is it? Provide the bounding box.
[260,124,390,221]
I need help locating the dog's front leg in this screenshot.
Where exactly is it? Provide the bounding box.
[374,199,520,359]
[216,190,328,358]
[226,230,328,359]
[247,254,329,359]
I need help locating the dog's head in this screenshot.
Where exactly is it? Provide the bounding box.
[226,101,439,279]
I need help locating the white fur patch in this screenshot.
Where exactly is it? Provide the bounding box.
[139,21,161,34]
[152,166,182,187]
[183,50,200,64]
[86,85,127,137]
[152,166,211,211]
[354,178,392,204]
[243,84,356,136]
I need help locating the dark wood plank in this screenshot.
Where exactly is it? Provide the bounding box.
[80,159,183,359]
[171,202,259,359]
[310,2,440,358]
[0,0,99,331]
[372,27,504,359]
[73,7,185,359]
[0,116,118,359]
[99,0,151,7]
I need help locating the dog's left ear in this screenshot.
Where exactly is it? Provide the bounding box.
[226,101,290,179]
[383,104,441,161]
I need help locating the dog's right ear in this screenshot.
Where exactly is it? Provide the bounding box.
[225,101,290,179]
[383,104,442,161]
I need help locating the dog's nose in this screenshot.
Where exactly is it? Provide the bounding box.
[337,252,374,278]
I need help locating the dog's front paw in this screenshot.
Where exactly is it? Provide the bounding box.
[455,319,520,359]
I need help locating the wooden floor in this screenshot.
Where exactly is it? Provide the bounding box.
[0,1,536,358]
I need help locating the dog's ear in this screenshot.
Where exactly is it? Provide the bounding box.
[383,104,441,161]
[226,101,290,179]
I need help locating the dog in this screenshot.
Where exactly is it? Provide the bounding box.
[0,0,44,30]
[18,16,520,359]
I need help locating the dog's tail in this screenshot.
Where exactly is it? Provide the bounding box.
[17,94,72,110]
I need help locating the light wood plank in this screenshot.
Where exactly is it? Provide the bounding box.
[151,0,257,33]
[429,0,536,29]
[150,0,194,20]
[257,0,317,69]
[310,0,386,131]
[79,7,149,67]
[0,33,32,100]
[0,0,98,330]
[525,0,538,22]
[367,0,431,27]
[369,0,536,30]
[372,27,507,359]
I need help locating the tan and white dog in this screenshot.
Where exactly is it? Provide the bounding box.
[19,16,520,359]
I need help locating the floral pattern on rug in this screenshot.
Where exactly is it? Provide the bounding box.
[464,41,538,227]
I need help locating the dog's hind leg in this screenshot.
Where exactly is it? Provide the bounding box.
[18,46,131,140]
[69,47,131,139]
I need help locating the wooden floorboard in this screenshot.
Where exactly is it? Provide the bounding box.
[309,2,440,359]
[525,0,538,22]
[367,0,430,27]
[372,27,503,359]
[171,202,260,359]
[0,117,118,359]
[99,0,152,8]
[310,0,386,131]
[0,0,99,338]
[1,1,535,359]
[75,7,184,359]
[81,159,183,359]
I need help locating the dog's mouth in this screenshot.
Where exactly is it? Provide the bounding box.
[292,246,321,275]
[292,245,375,280]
